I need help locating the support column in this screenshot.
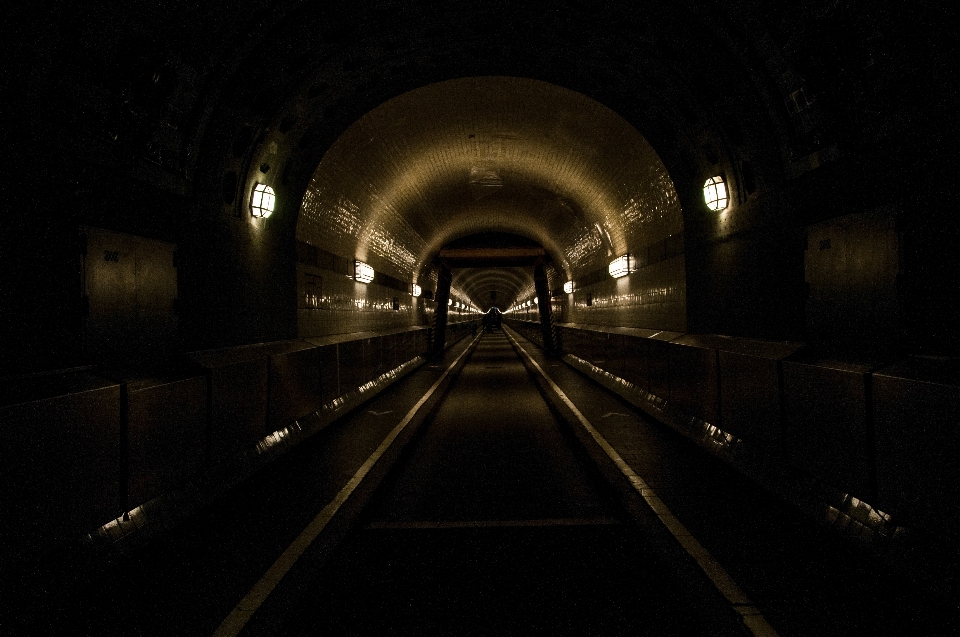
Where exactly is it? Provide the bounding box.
[432,264,452,358]
[534,261,556,354]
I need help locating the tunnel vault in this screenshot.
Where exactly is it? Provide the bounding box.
[295,77,686,338]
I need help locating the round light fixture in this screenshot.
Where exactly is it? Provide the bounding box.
[251,183,276,218]
[703,176,728,211]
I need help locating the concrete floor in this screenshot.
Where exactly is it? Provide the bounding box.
[3,331,957,636]
[262,332,746,635]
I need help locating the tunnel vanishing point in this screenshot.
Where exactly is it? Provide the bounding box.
[1,0,958,615]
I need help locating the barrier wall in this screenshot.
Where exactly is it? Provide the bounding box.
[507,319,959,562]
[872,359,960,543]
[0,371,122,562]
[126,372,207,509]
[0,322,472,569]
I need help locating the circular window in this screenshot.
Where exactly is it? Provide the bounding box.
[251,183,276,218]
[703,176,728,211]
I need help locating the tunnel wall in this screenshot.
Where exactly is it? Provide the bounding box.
[513,250,687,333]
[0,322,474,571]
[565,254,686,333]
[507,319,959,591]
[296,261,431,337]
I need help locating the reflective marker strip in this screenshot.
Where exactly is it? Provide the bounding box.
[506,331,781,637]
[212,335,479,637]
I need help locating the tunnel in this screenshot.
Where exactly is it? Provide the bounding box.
[1,1,958,635]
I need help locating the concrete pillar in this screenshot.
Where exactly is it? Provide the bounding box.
[432,264,452,358]
[534,261,556,354]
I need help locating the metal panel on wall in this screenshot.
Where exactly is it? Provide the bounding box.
[82,227,178,360]
[804,206,899,352]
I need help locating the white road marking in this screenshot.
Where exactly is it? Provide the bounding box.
[212,340,477,637]
[505,330,781,637]
[600,412,631,419]
[368,410,393,416]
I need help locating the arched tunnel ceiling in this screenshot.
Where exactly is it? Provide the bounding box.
[296,77,682,311]
[452,267,534,313]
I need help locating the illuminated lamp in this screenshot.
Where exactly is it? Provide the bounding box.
[703,175,728,211]
[412,284,422,297]
[563,281,574,294]
[251,183,275,218]
[448,298,453,306]
[354,260,374,283]
[533,297,538,304]
[608,254,635,279]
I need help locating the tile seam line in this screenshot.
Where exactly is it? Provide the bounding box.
[505,329,781,637]
[211,334,480,637]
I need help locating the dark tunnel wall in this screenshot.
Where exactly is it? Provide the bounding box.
[2,2,957,371]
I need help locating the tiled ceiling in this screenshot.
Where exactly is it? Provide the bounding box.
[297,76,682,311]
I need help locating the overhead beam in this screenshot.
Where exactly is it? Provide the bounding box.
[437,247,548,269]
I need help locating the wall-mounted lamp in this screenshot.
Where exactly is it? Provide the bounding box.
[354,260,374,283]
[563,281,574,294]
[533,297,538,304]
[703,175,728,211]
[608,254,635,279]
[251,183,276,218]
[412,284,422,297]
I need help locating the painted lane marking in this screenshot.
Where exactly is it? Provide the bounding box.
[212,339,477,637]
[600,412,631,419]
[505,331,781,637]
[367,410,393,416]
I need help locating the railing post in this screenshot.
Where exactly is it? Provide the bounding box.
[534,261,557,355]
[432,264,452,358]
